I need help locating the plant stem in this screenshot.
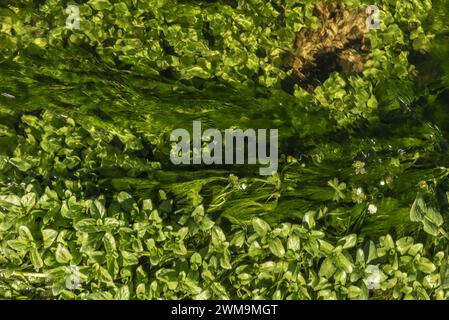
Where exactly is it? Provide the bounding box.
[0,269,48,279]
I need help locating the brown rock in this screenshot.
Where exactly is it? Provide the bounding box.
[289,2,371,90]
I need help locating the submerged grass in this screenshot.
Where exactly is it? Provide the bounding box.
[1,0,449,299]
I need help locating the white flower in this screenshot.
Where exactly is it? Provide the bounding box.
[368,204,378,214]
[239,183,247,190]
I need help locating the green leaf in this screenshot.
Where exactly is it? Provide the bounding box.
[230,231,245,247]
[336,253,353,274]
[383,235,395,250]
[410,193,426,222]
[319,257,336,278]
[337,234,357,250]
[199,216,215,231]
[396,237,414,255]
[348,286,362,300]
[194,290,211,300]
[220,251,232,270]
[417,257,436,274]
[410,195,443,236]
[142,199,153,211]
[303,211,316,229]
[115,285,130,300]
[408,243,423,257]
[103,232,117,253]
[156,269,178,290]
[8,239,29,254]
[422,219,440,236]
[90,0,111,11]
[441,260,449,290]
[269,238,285,258]
[252,217,271,237]
[42,229,58,248]
[211,226,226,245]
[122,251,139,266]
[91,199,106,218]
[424,207,443,226]
[20,193,36,212]
[366,241,378,263]
[74,219,100,233]
[9,157,33,171]
[248,241,263,257]
[287,235,300,251]
[190,252,202,265]
[98,266,114,284]
[0,195,21,207]
[30,246,43,270]
[318,239,335,255]
[18,226,34,242]
[55,244,72,264]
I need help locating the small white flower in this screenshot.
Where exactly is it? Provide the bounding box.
[239,183,247,190]
[368,204,378,214]
[380,180,385,186]
[356,187,363,195]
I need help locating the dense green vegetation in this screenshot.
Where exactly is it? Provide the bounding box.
[1,0,449,299]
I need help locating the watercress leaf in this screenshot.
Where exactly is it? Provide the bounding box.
[417,258,436,274]
[424,207,443,227]
[7,239,29,254]
[336,253,353,274]
[422,219,440,237]
[74,219,100,233]
[269,238,285,258]
[252,217,271,237]
[30,246,43,270]
[319,257,336,278]
[42,229,58,248]
[55,244,72,264]
[337,234,357,250]
[410,194,426,222]
[18,226,34,242]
